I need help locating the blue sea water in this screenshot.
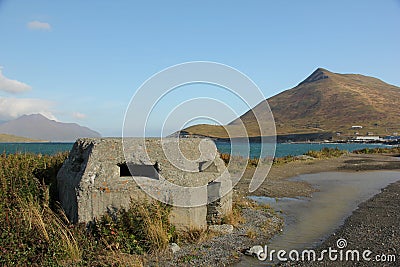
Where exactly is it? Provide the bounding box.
[0,141,392,158]
[215,141,392,158]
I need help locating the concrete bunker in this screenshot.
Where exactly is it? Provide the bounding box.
[57,138,232,230]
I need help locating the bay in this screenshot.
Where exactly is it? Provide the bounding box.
[0,141,391,158]
[215,141,391,158]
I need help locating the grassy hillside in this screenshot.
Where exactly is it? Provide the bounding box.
[264,68,400,136]
[0,133,45,142]
[184,68,400,139]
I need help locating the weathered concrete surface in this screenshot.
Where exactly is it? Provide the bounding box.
[57,138,232,230]
[207,179,233,224]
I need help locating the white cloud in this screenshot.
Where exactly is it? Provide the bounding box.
[0,68,32,93]
[0,97,57,121]
[27,20,51,31]
[72,112,87,119]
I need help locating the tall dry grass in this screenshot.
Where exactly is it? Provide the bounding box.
[127,199,173,251]
[0,152,173,266]
[0,152,81,265]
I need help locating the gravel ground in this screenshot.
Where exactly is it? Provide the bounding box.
[143,154,400,266]
[280,180,400,266]
[145,202,284,266]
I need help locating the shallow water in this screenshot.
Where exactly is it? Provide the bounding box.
[235,170,400,266]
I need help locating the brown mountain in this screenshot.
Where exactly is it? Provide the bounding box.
[0,114,101,142]
[183,68,400,139]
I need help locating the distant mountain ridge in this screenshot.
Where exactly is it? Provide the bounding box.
[183,68,400,140]
[0,114,101,142]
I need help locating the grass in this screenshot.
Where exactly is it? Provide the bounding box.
[245,228,257,239]
[221,191,260,227]
[0,152,77,265]
[221,203,246,227]
[177,227,213,244]
[3,144,393,265]
[89,198,175,255]
[1,151,232,266]
[272,154,297,165]
[0,152,178,266]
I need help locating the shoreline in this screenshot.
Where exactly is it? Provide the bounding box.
[3,147,399,266]
[151,153,400,266]
[280,179,400,266]
[235,153,400,198]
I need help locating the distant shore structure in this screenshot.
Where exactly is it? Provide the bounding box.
[351,125,363,129]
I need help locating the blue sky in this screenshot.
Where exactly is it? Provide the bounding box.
[0,1,399,136]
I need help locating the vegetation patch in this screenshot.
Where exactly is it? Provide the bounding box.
[353,146,400,155]
[176,227,214,244]
[89,199,175,255]
[0,152,176,266]
[304,147,347,159]
[220,147,347,168]
[0,152,76,266]
[221,194,247,227]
